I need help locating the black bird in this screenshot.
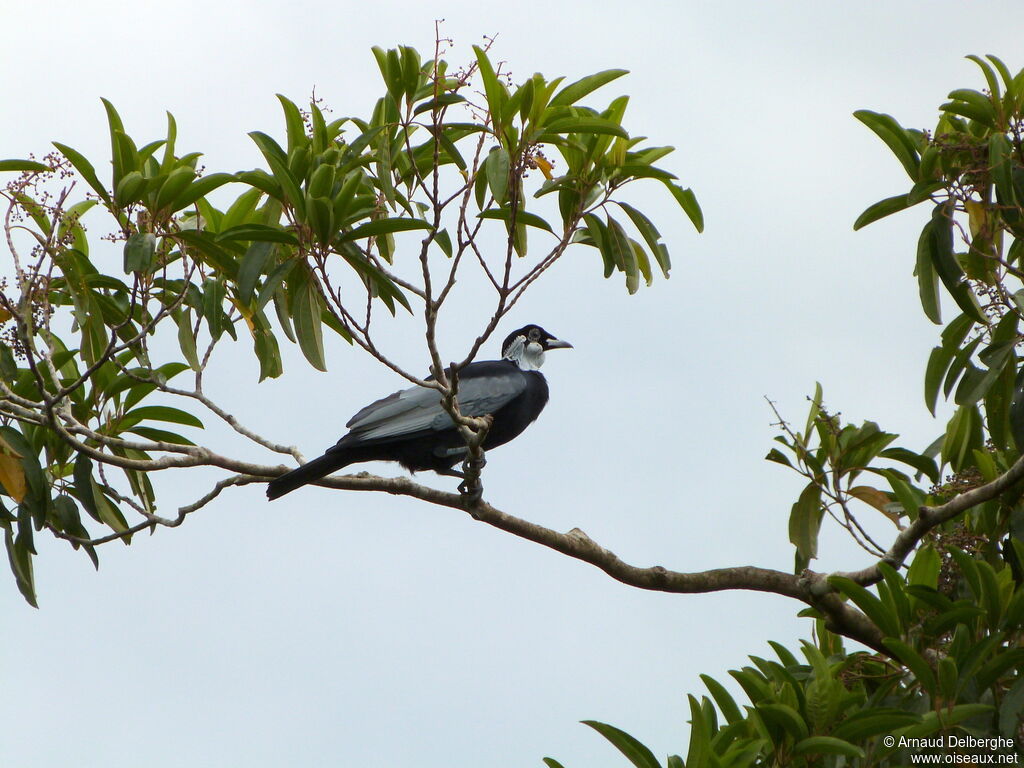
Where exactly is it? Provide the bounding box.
[266,324,571,500]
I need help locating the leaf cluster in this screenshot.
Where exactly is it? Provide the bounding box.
[553,543,1024,765]
[0,42,702,605]
[546,54,1024,768]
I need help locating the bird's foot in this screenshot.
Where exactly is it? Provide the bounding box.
[462,455,487,473]
[457,478,484,504]
[457,454,487,504]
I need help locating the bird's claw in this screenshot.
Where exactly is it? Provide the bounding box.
[463,455,487,473]
[458,478,484,504]
[458,454,486,503]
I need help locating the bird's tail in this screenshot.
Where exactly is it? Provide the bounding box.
[266,449,358,500]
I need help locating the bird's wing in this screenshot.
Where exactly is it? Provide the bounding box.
[343,364,526,442]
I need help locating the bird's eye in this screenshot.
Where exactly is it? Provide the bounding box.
[528,328,541,341]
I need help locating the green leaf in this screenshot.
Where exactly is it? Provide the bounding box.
[160,111,178,173]
[925,345,955,415]
[237,241,275,306]
[337,218,433,242]
[215,223,298,245]
[606,217,638,291]
[1000,677,1024,738]
[914,223,942,324]
[618,202,670,278]
[853,193,915,230]
[549,69,629,108]
[173,172,234,212]
[289,267,327,371]
[853,110,919,180]
[879,447,939,483]
[428,126,467,171]
[249,308,283,381]
[412,93,467,116]
[757,702,809,741]
[662,181,703,232]
[221,187,264,230]
[804,381,823,438]
[906,544,940,589]
[72,453,100,522]
[883,469,923,520]
[5,526,37,607]
[684,696,712,768]
[473,46,507,124]
[484,147,510,205]
[478,207,554,233]
[202,277,227,342]
[123,405,203,429]
[878,562,911,629]
[630,239,653,288]
[942,404,983,471]
[236,169,282,199]
[581,721,660,768]
[925,203,986,323]
[114,170,147,207]
[248,131,306,217]
[276,94,307,152]
[434,229,453,257]
[174,308,201,371]
[1010,367,1024,450]
[0,159,50,173]
[154,166,197,210]
[123,233,156,274]
[882,638,937,696]
[829,576,902,639]
[831,709,920,741]
[990,133,1016,209]
[126,427,196,446]
[967,55,1002,101]
[91,483,130,537]
[792,736,865,759]
[700,673,743,724]
[340,124,386,165]
[941,89,997,127]
[540,117,629,138]
[581,214,614,277]
[729,667,772,704]
[789,483,823,571]
[53,142,112,205]
[902,704,993,737]
[976,559,1004,629]
[305,195,334,243]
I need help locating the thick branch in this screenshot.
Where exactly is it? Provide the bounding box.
[837,450,1024,586]
[301,470,887,653]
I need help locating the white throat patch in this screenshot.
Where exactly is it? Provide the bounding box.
[504,338,545,371]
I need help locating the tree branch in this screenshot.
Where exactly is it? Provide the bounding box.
[836,450,1024,586]
[290,469,888,653]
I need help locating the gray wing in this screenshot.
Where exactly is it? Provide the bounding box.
[344,370,526,442]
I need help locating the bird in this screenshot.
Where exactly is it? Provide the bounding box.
[266,324,572,500]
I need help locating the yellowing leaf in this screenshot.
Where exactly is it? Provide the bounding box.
[535,156,553,180]
[230,297,256,331]
[0,454,27,503]
[965,199,987,237]
[848,485,901,524]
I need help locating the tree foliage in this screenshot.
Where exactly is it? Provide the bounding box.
[0,42,700,606]
[4,38,1024,768]
[546,54,1024,768]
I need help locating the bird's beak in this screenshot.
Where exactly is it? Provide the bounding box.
[546,338,573,350]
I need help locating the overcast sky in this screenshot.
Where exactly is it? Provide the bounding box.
[5,2,1024,766]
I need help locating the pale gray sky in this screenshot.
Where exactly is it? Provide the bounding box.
[4,2,1024,766]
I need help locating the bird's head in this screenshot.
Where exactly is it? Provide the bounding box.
[501,324,572,371]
